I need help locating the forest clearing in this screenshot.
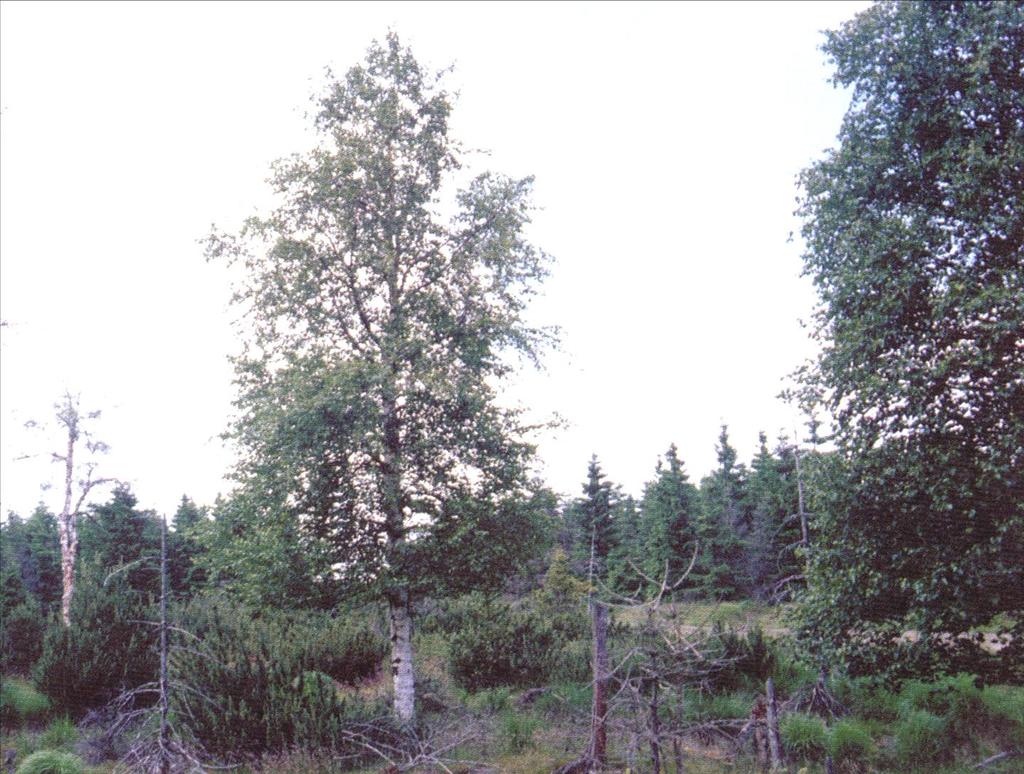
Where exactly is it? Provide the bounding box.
[1,1,1022,773]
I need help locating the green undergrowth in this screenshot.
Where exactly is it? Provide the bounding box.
[1,678,51,726]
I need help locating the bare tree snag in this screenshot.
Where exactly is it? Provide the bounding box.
[159,514,170,774]
[589,599,609,769]
[52,393,111,626]
[648,667,662,774]
[765,677,785,771]
[751,695,769,770]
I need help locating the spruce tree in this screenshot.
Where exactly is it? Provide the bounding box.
[638,444,700,596]
[168,496,207,599]
[696,427,749,599]
[79,485,160,596]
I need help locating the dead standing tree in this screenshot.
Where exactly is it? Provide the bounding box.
[51,392,114,625]
[557,543,714,774]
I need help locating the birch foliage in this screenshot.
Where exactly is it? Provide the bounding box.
[207,35,554,717]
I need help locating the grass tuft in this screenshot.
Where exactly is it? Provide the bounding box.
[1,678,51,726]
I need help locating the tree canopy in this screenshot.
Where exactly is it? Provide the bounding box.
[207,33,554,720]
[795,0,1024,681]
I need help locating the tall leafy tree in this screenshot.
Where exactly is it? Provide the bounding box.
[795,1,1024,681]
[193,493,337,610]
[207,34,553,721]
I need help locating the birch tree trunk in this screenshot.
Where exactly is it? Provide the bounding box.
[389,588,416,724]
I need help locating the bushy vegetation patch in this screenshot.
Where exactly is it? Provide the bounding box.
[532,681,591,716]
[893,709,951,768]
[13,750,83,774]
[33,571,156,717]
[980,685,1024,746]
[770,648,818,695]
[709,625,776,691]
[38,716,77,751]
[0,678,51,726]
[0,601,47,674]
[835,677,901,722]
[897,673,982,721]
[174,596,387,759]
[828,718,875,766]
[447,596,559,692]
[684,690,753,722]
[780,712,827,762]
[302,612,387,684]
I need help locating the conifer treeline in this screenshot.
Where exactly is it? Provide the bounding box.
[2,423,811,634]
[560,425,809,602]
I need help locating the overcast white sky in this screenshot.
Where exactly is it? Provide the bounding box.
[1,1,870,518]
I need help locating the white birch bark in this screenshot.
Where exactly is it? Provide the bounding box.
[389,589,416,724]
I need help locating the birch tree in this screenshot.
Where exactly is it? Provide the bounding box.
[794,0,1024,681]
[208,34,553,723]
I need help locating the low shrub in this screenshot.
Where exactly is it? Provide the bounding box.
[532,681,591,715]
[771,648,818,695]
[448,597,557,691]
[835,677,901,722]
[828,718,875,764]
[0,601,47,674]
[893,709,951,768]
[33,570,156,717]
[174,595,386,759]
[898,673,982,721]
[0,678,51,726]
[711,624,777,691]
[684,691,753,722]
[39,716,78,751]
[547,637,590,683]
[499,709,541,753]
[980,685,1024,746]
[462,686,512,714]
[780,712,827,762]
[304,613,387,684]
[14,750,83,774]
